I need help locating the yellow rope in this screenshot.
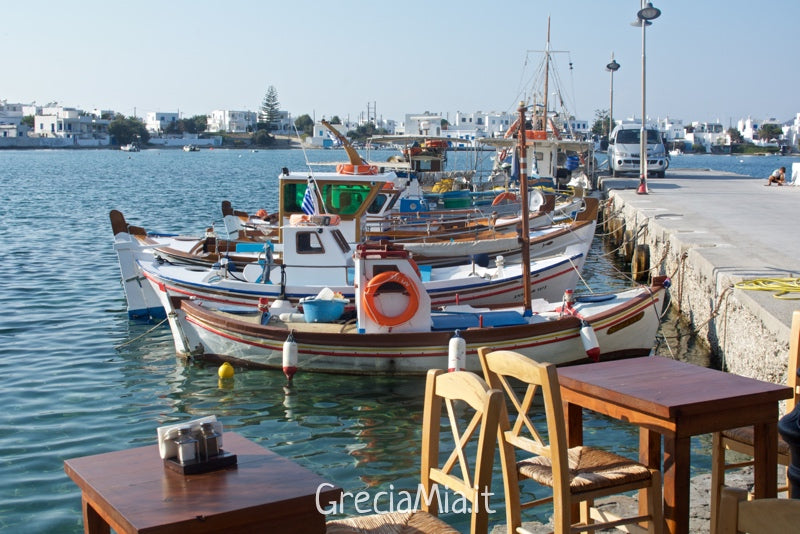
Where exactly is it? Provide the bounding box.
[734,277,800,299]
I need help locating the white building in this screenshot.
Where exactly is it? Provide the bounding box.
[307,119,361,148]
[737,116,783,144]
[207,110,258,133]
[686,121,728,152]
[783,113,800,151]
[34,106,110,142]
[450,111,516,138]
[657,117,686,143]
[145,112,179,134]
[0,101,25,137]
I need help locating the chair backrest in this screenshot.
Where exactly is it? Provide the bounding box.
[718,486,800,533]
[477,347,571,532]
[788,310,800,411]
[420,369,502,534]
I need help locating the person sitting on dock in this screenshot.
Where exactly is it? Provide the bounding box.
[766,166,786,186]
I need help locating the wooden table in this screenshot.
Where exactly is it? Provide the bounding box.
[558,357,792,534]
[64,432,341,533]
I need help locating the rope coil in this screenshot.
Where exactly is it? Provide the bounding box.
[734,278,800,299]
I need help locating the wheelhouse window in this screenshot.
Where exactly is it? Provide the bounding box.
[296,231,324,254]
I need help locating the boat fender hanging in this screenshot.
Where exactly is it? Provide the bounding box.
[579,320,600,362]
[283,332,299,381]
[448,330,466,372]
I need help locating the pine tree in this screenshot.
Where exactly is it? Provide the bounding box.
[259,86,280,131]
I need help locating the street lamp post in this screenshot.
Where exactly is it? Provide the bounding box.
[606,55,620,139]
[634,1,661,195]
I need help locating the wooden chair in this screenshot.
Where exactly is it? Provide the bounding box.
[478,347,664,534]
[710,310,800,534]
[326,369,502,534]
[716,486,800,533]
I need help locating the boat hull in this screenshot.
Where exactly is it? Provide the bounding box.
[167,281,667,375]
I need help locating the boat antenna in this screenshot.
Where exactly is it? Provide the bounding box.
[294,124,315,176]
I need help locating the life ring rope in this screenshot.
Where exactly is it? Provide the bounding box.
[362,271,420,327]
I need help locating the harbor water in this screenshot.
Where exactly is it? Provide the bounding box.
[0,148,794,532]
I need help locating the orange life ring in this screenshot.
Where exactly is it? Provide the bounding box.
[492,191,518,206]
[362,271,420,327]
[337,164,379,175]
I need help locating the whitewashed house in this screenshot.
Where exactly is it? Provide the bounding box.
[0,101,25,137]
[34,106,110,145]
[686,121,728,152]
[145,112,178,134]
[207,110,258,133]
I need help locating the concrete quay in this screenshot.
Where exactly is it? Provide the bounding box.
[597,167,800,386]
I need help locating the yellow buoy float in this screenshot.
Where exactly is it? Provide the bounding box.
[218,362,234,379]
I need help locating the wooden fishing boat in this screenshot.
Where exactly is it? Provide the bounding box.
[137,214,587,311]
[157,240,668,375]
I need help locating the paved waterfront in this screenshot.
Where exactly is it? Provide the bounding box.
[599,167,800,383]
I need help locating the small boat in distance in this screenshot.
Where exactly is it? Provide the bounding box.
[120,143,140,152]
[183,145,200,152]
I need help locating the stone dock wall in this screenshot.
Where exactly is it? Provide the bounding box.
[597,170,800,392]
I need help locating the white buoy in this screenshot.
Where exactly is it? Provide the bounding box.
[448,330,466,372]
[282,332,299,380]
[579,320,601,361]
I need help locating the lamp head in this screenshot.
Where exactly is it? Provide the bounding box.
[606,59,620,72]
[638,2,661,21]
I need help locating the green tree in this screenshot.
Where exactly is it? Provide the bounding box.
[108,115,149,145]
[330,116,341,125]
[347,123,389,143]
[758,123,782,141]
[591,109,611,137]
[259,86,281,131]
[294,114,314,137]
[727,128,743,144]
[21,115,34,128]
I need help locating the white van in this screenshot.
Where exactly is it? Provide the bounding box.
[607,122,668,177]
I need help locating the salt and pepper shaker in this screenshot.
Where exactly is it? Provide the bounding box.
[199,422,221,461]
[174,427,198,465]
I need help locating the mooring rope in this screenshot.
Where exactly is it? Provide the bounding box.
[114,317,168,349]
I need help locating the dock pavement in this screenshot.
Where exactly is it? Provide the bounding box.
[598,167,800,383]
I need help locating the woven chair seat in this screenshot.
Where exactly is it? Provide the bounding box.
[722,426,790,456]
[326,510,460,534]
[518,445,652,494]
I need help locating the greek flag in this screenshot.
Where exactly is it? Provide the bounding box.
[301,181,318,215]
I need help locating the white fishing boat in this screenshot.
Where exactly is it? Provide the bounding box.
[157,239,668,375]
[120,143,140,152]
[138,213,587,311]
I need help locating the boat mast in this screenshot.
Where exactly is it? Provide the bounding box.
[542,17,550,134]
[517,102,532,316]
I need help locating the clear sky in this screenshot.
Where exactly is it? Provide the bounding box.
[3,0,798,127]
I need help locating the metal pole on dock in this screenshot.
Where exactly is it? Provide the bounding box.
[517,101,532,317]
[634,2,661,195]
